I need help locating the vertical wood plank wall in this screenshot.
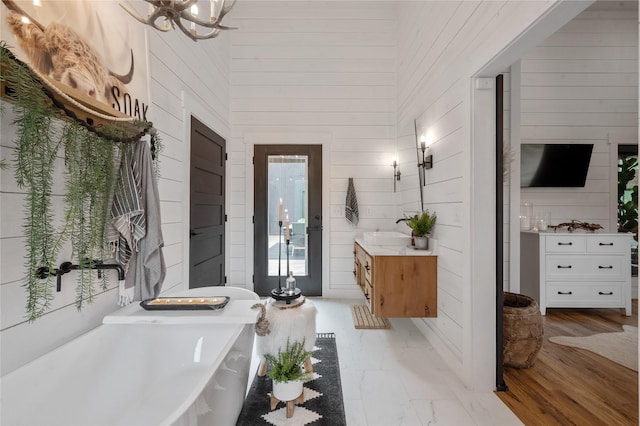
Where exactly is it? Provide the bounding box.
[519,1,638,229]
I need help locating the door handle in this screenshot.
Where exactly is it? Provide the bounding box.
[190,229,201,237]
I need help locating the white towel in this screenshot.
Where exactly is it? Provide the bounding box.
[345,177,359,226]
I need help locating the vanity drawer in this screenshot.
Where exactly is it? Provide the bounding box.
[547,283,624,307]
[586,236,630,255]
[545,255,625,279]
[545,235,585,253]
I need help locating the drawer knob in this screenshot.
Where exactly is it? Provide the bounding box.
[557,242,573,246]
[598,242,614,246]
[557,265,572,269]
[598,265,613,269]
[598,291,614,295]
[557,291,573,295]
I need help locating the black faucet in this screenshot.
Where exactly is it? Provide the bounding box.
[36,259,125,292]
[395,218,408,224]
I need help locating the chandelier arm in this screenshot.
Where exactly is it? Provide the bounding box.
[213,24,237,30]
[173,17,201,39]
[178,12,218,28]
[219,0,238,20]
[190,29,222,40]
[173,0,198,13]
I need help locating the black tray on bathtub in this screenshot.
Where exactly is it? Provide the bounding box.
[140,296,230,311]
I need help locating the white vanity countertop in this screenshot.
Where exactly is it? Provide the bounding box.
[355,238,436,256]
[521,230,630,237]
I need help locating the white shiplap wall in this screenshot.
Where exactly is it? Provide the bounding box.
[0,20,231,375]
[228,1,397,296]
[394,0,587,390]
[519,1,638,230]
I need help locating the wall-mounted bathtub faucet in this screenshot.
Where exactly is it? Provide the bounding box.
[36,260,125,292]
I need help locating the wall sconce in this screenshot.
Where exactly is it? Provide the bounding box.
[418,134,433,186]
[392,159,401,192]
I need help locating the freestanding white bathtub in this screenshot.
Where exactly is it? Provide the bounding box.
[1,287,259,426]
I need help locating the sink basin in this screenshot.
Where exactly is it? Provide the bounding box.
[363,231,411,246]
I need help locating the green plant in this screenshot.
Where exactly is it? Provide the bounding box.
[1,42,159,320]
[264,338,313,383]
[618,155,638,235]
[405,210,437,237]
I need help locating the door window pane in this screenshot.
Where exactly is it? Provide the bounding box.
[267,155,308,276]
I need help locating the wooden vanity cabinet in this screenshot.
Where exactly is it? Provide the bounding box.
[354,241,437,318]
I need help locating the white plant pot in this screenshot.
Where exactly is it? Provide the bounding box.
[272,379,304,402]
[414,236,429,250]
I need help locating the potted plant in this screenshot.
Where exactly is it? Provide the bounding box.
[264,338,313,402]
[404,210,437,249]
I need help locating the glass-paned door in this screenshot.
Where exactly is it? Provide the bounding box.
[254,145,322,296]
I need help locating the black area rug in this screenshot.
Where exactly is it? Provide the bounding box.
[236,333,346,426]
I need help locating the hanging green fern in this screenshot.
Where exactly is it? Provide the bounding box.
[3,42,65,320]
[1,42,160,320]
[63,122,121,309]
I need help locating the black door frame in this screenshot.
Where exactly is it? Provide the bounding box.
[253,144,323,296]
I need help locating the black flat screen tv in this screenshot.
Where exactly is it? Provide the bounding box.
[520,143,593,188]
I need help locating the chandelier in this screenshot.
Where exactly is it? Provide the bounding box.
[120,0,237,41]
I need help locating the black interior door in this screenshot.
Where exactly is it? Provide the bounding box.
[189,116,226,288]
[254,145,322,296]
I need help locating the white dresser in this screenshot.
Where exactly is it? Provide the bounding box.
[520,231,632,316]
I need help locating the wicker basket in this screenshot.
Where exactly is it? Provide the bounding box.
[503,292,543,368]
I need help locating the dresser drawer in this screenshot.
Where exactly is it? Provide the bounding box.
[547,283,624,307]
[586,235,630,255]
[545,235,586,253]
[546,255,625,279]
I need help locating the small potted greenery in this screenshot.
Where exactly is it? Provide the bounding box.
[265,338,314,401]
[404,209,437,249]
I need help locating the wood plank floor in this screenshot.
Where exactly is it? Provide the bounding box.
[497,301,638,426]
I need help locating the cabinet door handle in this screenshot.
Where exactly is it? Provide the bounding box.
[598,265,613,269]
[557,291,573,295]
[598,291,614,295]
[598,242,614,246]
[557,242,573,246]
[557,265,572,269]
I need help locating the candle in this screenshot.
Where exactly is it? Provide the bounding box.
[285,214,290,241]
[279,198,283,222]
[190,4,198,33]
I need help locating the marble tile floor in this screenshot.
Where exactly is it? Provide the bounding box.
[248,297,522,426]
